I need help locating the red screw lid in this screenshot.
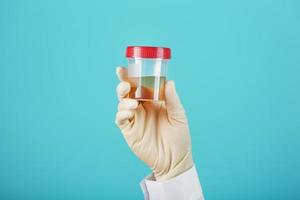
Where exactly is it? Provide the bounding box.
[126,46,171,59]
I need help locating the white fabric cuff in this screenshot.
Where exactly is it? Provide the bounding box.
[140,166,204,200]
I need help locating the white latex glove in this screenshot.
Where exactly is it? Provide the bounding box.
[115,66,194,181]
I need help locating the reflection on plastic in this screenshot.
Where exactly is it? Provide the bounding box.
[128,76,166,101]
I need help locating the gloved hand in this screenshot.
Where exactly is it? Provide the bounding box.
[115,66,194,181]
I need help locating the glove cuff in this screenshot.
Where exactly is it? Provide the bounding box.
[154,152,194,181]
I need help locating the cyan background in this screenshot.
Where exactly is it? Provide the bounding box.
[1,0,300,199]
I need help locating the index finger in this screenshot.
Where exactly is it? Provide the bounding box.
[116,66,128,81]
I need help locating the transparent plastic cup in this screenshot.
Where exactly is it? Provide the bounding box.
[125,46,171,101]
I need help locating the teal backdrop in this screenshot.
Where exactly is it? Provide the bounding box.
[1,0,300,199]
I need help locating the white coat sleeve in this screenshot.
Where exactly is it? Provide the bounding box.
[140,166,204,200]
